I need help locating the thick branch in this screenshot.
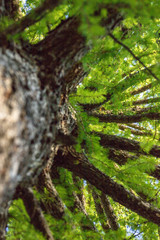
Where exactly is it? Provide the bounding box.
[108,148,160,181]
[55,148,160,226]
[131,106,159,114]
[38,164,99,236]
[30,17,86,90]
[50,161,99,235]
[90,111,160,123]
[98,132,160,158]
[37,169,65,219]
[80,93,112,111]
[108,148,136,165]
[18,187,54,240]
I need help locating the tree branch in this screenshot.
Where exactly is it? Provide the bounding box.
[132,97,160,106]
[71,191,100,235]
[72,174,86,209]
[50,161,100,236]
[80,63,159,112]
[1,0,61,37]
[108,148,160,181]
[131,83,152,96]
[108,32,160,82]
[55,147,160,226]
[90,111,160,123]
[118,124,152,137]
[108,148,136,165]
[37,169,65,219]
[100,193,119,231]
[30,17,86,90]
[98,132,160,158]
[18,187,54,240]
[89,185,111,232]
[126,123,151,132]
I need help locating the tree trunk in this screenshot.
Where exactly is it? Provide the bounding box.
[1,1,160,239]
[0,17,86,237]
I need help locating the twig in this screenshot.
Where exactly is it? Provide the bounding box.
[108,32,160,82]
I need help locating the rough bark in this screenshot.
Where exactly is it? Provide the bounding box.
[0,15,87,238]
[0,17,86,239]
[0,1,160,238]
[36,147,65,219]
[0,15,87,204]
[55,147,160,226]
[0,47,42,203]
[30,17,87,91]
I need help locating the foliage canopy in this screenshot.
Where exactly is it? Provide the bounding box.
[1,0,160,239]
